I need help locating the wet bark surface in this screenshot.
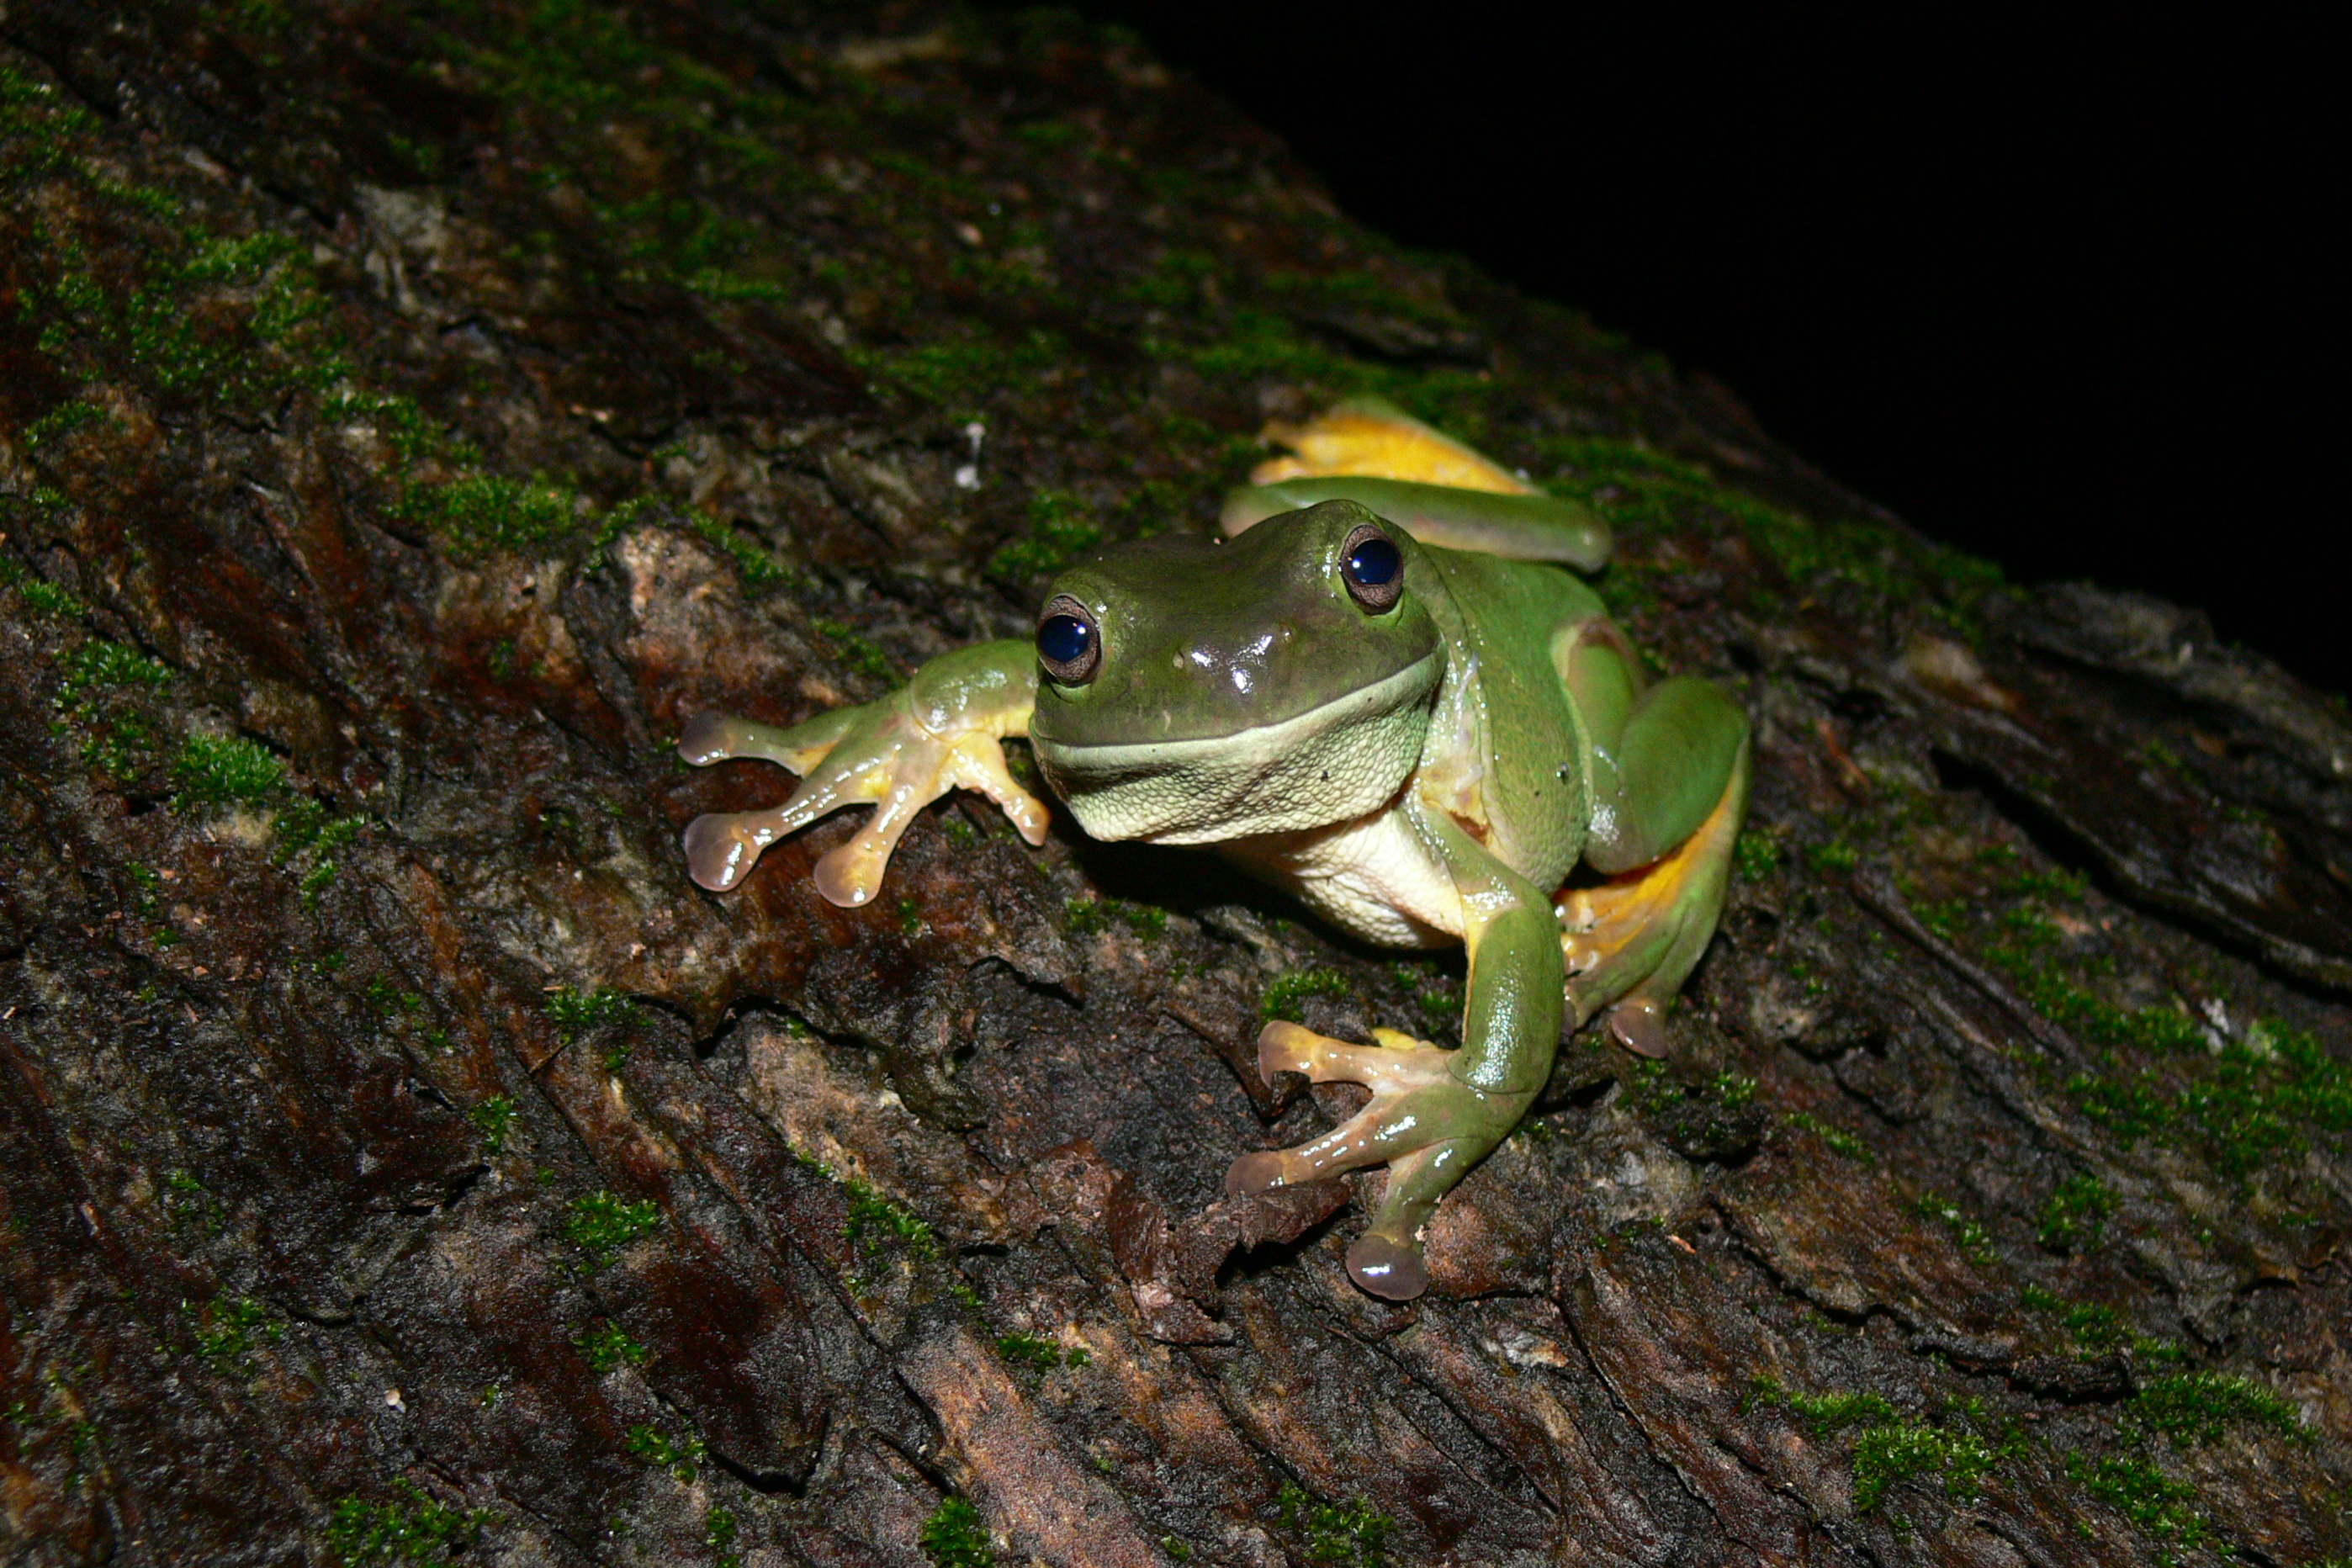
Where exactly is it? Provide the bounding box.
[3,5,2348,1565]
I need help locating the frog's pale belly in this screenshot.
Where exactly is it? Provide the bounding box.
[1222,802,1465,948]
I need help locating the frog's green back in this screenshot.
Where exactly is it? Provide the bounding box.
[1412,543,1607,891]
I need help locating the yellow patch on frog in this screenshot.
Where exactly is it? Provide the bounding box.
[1253,395,1534,495]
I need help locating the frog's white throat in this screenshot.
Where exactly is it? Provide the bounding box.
[1031,654,1442,845]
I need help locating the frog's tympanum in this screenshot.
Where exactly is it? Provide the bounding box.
[680,400,1750,1300]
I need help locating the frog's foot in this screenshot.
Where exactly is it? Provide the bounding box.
[1252,396,1534,495]
[680,704,1048,904]
[1226,1021,1523,1300]
[1557,749,1748,1055]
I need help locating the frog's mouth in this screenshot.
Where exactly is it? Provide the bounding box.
[1030,653,1442,844]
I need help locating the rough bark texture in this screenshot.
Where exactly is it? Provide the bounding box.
[3,6,2349,1566]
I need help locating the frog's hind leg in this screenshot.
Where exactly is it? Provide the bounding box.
[1560,736,1751,1057]
[1228,400,1613,566]
[1250,396,1534,494]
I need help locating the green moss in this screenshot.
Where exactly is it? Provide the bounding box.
[622,1422,706,1483]
[55,638,172,707]
[1913,1189,1995,1264]
[1710,1071,1757,1110]
[329,390,472,464]
[2019,1283,2185,1363]
[299,861,340,906]
[0,549,85,615]
[858,327,1063,411]
[276,797,352,861]
[398,474,588,558]
[1804,837,1858,874]
[1734,829,1781,882]
[1065,895,1167,939]
[544,986,637,1041]
[993,1332,1085,1371]
[2248,1018,2352,1132]
[1747,1375,1896,1435]
[1937,881,2344,1178]
[703,1505,738,1554]
[17,192,336,410]
[2066,1453,2209,1554]
[1261,967,1353,1022]
[1275,1483,1393,1567]
[1752,1376,2017,1517]
[1783,1110,1872,1163]
[270,798,364,862]
[1851,1422,1997,1512]
[574,1319,648,1374]
[184,1293,279,1368]
[170,734,285,811]
[564,1189,660,1263]
[2037,1173,2117,1253]
[988,489,1104,580]
[809,619,896,683]
[468,1095,516,1155]
[2128,1372,2306,1447]
[919,1496,995,1567]
[326,1480,494,1566]
[19,397,100,450]
[0,62,103,176]
[844,1177,937,1260]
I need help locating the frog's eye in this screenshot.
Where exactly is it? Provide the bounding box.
[1339,522,1404,613]
[1036,594,1103,684]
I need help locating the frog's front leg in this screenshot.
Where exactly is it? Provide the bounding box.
[679,639,1047,906]
[1227,799,1561,1300]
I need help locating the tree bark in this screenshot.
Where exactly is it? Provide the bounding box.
[3,6,2347,1565]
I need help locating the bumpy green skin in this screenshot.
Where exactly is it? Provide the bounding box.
[682,490,1748,1300]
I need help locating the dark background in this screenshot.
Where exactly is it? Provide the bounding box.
[1029,8,2339,692]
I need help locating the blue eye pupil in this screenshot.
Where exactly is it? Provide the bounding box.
[1347,536,1401,586]
[1038,614,1093,666]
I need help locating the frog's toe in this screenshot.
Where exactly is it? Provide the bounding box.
[678,709,739,765]
[1224,1151,1290,1200]
[1257,1020,1450,1093]
[940,733,1052,847]
[1345,1232,1429,1300]
[684,810,779,892]
[678,708,853,772]
[1604,995,1671,1058]
[1226,1030,1510,1214]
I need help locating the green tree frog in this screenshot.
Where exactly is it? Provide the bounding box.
[679,400,1750,1300]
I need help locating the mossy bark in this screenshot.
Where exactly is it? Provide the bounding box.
[3,5,2348,1565]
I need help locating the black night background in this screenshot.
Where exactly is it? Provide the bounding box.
[1033,8,2340,692]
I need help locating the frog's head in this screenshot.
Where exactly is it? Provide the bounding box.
[1027,500,1444,844]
